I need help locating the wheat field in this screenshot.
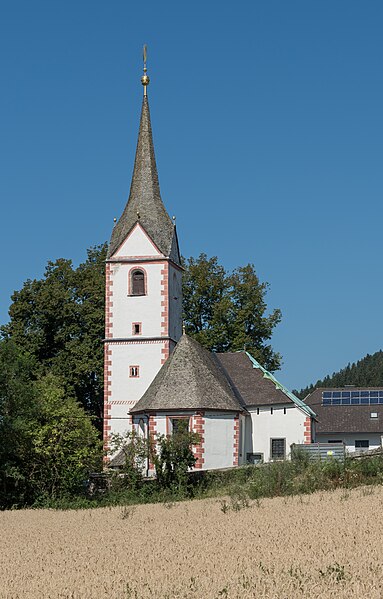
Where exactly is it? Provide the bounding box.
[0,486,382,598]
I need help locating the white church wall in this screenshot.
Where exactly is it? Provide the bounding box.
[203,413,236,470]
[111,261,163,338]
[106,341,164,446]
[112,223,162,258]
[246,404,308,462]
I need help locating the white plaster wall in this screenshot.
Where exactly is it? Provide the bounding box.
[111,262,163,338]
[203,413,235,470]
[316,433,382,453]
[112,224,162,258]
[168,265,183,341]
[154,413,168,437]
[245,405,307,462]
[108,342,164,440]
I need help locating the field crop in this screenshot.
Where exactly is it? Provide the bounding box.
[0,485,383,598]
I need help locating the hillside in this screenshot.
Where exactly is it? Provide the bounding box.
[297,349,383,399]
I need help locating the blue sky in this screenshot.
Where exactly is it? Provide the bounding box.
[1,1,382,390]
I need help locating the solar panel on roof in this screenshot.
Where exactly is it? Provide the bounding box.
[322,390,383,406]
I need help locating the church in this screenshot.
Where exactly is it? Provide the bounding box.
[104,57,316,473]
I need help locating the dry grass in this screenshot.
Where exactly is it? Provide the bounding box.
[1,486,383,598]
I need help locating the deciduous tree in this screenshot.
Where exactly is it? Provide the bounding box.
[183,254,282,371]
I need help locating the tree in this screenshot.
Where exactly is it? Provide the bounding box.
[1,244,107,422]
[0,341,102,507]
[29,374,102,501]
[0,340,39,507]
[152,420,200,493]
[183,254,282,371]
[297,350,383,399]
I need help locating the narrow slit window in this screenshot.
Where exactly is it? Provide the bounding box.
[131,270,145,295]
[129,366,140,378]
[132,322,142,335]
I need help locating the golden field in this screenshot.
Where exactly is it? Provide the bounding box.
[1,486,383,598]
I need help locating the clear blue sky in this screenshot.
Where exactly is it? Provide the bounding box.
[1,1,382,390]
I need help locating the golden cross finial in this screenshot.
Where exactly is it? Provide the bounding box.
[141,44,150,96]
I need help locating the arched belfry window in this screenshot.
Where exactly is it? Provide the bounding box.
[131,269,146,296]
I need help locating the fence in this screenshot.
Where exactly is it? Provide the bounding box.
[291,442,346,462]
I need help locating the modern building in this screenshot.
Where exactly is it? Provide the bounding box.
[305,387,383,452]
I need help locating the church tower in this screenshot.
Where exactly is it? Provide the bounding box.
[104,50,182,454]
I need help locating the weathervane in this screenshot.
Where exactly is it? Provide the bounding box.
[141,44,150,96]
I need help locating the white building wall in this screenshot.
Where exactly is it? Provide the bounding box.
[107,342,164,438]
[105,221,181,459]
[203,413,235,470]
[245,404,308,462]
[316,433,382,453]
[114,223,162,258]
[111,261,164,339]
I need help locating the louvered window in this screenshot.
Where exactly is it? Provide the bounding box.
[131,270,145,295]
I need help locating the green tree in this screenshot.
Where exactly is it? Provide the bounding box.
[0,340,38,507]
[152,420,200,493]
[30,374,102,501]
[183,254,282,371]
[0,340,102,507]
[1,244,107,422]
[297,350,383,399]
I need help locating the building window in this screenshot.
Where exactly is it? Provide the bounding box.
[328,440,343,444]
[131,269,145,295]
[246,453,263,465]
[271,438,286,460]
[132,322,142,335]
[129,365,140,378]
[170,417,189,435]
[355,440,369,449]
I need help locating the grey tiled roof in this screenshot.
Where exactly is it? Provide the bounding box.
[108,96,180,264]
[130,335,243,413]
[215,352,294,406]
[305,388,383,434]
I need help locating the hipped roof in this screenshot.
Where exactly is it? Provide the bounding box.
[108,96,180,264]
[130,335,243,413]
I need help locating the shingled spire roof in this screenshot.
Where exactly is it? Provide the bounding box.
[108,95,180,263]
[130,335,243,413]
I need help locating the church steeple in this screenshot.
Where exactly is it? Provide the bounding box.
[108,50,180,264]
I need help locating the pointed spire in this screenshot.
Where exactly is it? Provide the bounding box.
[108,50,180,263]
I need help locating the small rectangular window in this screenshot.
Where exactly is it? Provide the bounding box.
[328,440,343,444]
[355,440,369,448]
[132,322,141,335]
[129,366,140,378]
[271,438,285,460]
[246,453,263,464]
[170,418,189,435]
[370,412,378,419]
